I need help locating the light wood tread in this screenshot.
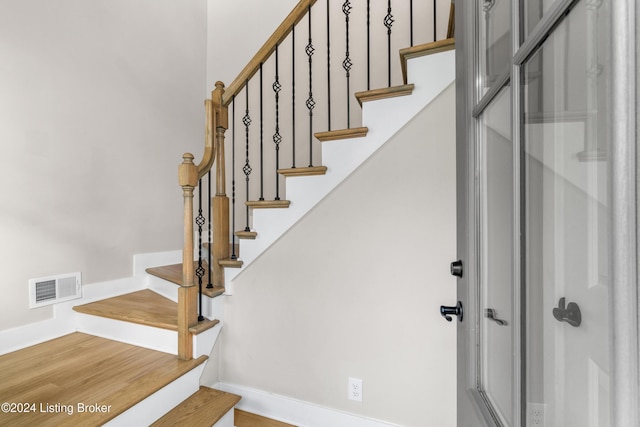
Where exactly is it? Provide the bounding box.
[355,84,415,106]
[235,409,297,427]
[246,200,291,208]
[219,258,244,268]
[315,127,368,142]
[147,261,212,287]
[151,386,241,427]
[278,166,327,177]
[73,289,219,333]
[146,262,225,298]
[236,230,258,239]
[400,38,455,84]
[0,332,207,426]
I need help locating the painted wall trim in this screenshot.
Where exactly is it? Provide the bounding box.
[212,382,403,427]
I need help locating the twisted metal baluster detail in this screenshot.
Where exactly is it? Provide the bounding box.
[342,0,352,128]
[195,179,205,321]
[243,81,252,232]
[231,97,237,260]
[273,45,282,200]
[384,0,394,87]
[306,6,315,167]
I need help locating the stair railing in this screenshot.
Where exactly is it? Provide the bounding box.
[178,0,454,360]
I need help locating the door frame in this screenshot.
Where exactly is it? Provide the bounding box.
[454,0,639,425]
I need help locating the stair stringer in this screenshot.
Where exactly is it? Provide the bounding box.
[224,49,455,287]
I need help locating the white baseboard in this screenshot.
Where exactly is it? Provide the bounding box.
[212,382,402,427]
[0,250,181,355]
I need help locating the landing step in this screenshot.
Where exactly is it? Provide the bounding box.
[0,332,207,426]
[235,409,296,427]
[151,386,241,427]
[246,200,291,208]
[73,289,219,333]
[315,126,369,142]
[278,166,327,177]
[146,262,225,298]
[400,38,455,84]
[355,84,415,106]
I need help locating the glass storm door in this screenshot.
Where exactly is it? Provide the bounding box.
[454,0,627,425]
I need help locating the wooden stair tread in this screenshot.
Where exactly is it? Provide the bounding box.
[236,230,258,239]
[355,84,415,106]
[151,386,241,427]
[219,258,244,268]
[246,200,291,208]
[315,126,368,142]
[146,261,212,287]
[278,166,327,177]
[400,38,455,84]
[0,332,207,426]
[73,289,219,333]
[235,409,297,427]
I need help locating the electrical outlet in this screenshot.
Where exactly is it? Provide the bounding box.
[528,403,547,426]
[348,377,363,402]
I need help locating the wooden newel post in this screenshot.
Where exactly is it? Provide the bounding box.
[212,82,230,287]
[178,153,198,360]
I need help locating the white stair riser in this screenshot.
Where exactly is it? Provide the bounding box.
[75,313,178,355]
[103,364,205,426]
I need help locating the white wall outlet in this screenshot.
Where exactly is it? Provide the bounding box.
[348,377,363,402]
[528,403,547,426]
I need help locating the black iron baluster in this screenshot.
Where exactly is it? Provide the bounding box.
[291,25,297,168]
[230,97,237,260]
[195,179,205,321]
[367,0,370,90]
[384,0,394,88]
[410,0,414,46]
[342,0,352,128]
[433,0,437,41]
[306,6,315,167]
[259,63,264,201]
[207,167,213,289]
[326,0,331,131]
[273,45,282,201]
[243,81,252,232]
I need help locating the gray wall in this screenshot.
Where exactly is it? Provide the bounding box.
[0,0,207,330]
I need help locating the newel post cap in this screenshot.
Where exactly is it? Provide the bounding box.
[178,153,198,188]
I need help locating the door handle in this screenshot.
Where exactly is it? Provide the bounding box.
[440,301,463,322]
[485,308,507,326]
[552,297,582,327]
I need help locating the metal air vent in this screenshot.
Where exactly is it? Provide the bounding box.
[29,272,82,308]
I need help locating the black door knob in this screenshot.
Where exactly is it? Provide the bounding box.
[440,301,463,322]
[450,260,463,278]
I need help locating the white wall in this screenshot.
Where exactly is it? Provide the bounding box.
[0,0,207,330]
[216,85,457,427]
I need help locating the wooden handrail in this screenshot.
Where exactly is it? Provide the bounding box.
[222,0,318,107]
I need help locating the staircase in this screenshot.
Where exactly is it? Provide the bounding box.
[0,1,455,426]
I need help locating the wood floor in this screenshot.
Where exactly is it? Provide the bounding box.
[0,332,206,426]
